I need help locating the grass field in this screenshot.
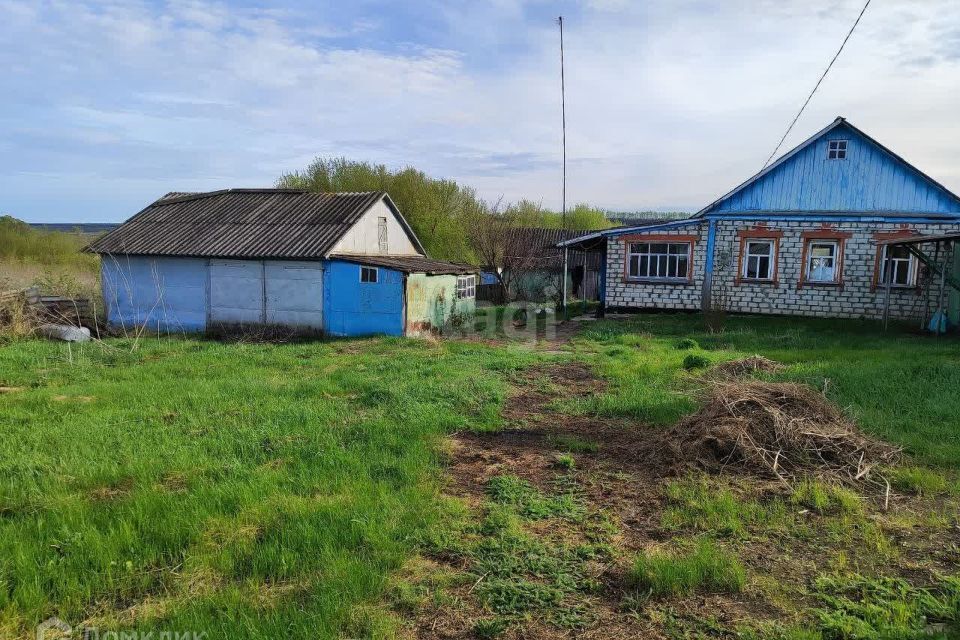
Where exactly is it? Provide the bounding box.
[1,314,959,638]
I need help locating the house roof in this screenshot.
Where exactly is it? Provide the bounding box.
[556,218,703,249]
[696,117,960,217]
[85,189,426,259]
[330,254,476,275]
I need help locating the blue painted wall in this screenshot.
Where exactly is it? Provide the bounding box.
[705,122,960,214]
[101,256,208,332]
[323,260,405,337]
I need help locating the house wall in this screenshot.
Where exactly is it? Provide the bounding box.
[329,199,422,256]
[605,223,707,311]
[322,259,405,337]
[405,273,475,335]
[604,220,960,321]
[708,123,960,214]
[101,255,208,332]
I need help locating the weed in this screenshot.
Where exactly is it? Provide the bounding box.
[675,337,699,350]
[790,479,863,515]
[486,475,583,520]
[662,476,787,536]
[682,353,711,370]
[547,433,599,454]
[628,539,746,598]
[812,574,960,639]
[888,466,949,496]
[472,617,508,638]
[554,453,575,470]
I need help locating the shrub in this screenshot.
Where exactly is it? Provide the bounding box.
[628,540,746,597]
[682,353,711,371]
[675,337,699,350]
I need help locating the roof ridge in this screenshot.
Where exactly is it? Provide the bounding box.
[154,189,386,206]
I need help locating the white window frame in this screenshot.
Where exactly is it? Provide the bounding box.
[627,241,692,281]
[456,274,476,299]
[879,245,918,287]
[804,240,841,283]
[360,266,378,283]
[741,239,776,281]
[827,139,847,160]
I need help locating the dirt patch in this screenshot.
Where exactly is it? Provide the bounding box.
[712,355,784,378]
[0,386,25,394]
[653,381,901,486]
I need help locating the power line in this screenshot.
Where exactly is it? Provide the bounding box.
[760,0,872,170]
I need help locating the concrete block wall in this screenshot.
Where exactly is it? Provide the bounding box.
[605,223,706,311]
[712,220,959,321]
[605,219,960,321]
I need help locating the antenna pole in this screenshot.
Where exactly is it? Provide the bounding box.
[558,15,566,230]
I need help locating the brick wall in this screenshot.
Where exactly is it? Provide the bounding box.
[605,223,706,311]
[606,219,959,320]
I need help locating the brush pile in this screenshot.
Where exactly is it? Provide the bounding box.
[712,355,784,378]
[660,381,900,485]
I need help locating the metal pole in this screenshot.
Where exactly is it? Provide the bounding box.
[883,251,893,331]
[562,245,569,319]
[558,15,566,230]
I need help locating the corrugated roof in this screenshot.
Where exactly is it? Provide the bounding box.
[85,189,426,259]
[331,254,476,275]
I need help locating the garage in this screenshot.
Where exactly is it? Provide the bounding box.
[209,259,324,329]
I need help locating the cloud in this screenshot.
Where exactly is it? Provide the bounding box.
[1,0,959,222]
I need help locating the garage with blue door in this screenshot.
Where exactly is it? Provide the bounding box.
[87,188,476,337]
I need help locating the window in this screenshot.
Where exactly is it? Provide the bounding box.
[627,242,691,280]
[742,239,776,281]
[377,216,388,253]
[456,275,476,299]
[879,245,917,287]
[805,240,840,283]
[360,266,378,283]
[827,139,847,160]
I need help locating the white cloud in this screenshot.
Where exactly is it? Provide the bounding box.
[1,0,959,222]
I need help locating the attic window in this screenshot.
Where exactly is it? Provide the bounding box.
[827,140,847,160]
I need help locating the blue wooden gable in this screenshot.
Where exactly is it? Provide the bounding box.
[699,118,960,216]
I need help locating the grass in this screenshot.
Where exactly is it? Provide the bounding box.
[577,313,960,467]
[2,312,960,637]
[0,216,100,293]
[0,336,535,638]
[628,539,746,598]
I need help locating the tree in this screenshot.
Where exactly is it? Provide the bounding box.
[277,158,479,262]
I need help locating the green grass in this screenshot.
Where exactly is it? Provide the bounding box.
[2,313,960,637]
[0,337,535,638]
[628,539,746,598]
[577,313,960,467]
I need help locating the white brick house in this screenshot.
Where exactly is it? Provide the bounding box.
[563,118,960,323]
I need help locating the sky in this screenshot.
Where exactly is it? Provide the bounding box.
[2,0,959,223]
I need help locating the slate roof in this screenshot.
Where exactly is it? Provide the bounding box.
[330,254,477,275]
[86,189,426,259]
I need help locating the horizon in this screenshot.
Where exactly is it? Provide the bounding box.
[2,1,959,223]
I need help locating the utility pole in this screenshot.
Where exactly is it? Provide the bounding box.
[558,15,569,318]
[558,15,567,230]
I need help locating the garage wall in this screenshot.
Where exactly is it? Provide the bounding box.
[101,255,208,332]
[323,260,404,336]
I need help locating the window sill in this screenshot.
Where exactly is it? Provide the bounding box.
[623,278,693,285]
[737,278,777,286]
[801,281,842,287]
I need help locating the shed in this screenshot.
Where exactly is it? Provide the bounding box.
[85,189,477,337]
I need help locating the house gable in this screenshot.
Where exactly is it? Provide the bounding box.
[327,195,424,257]
[700,119,960,216]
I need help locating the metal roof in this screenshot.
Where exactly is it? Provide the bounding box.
[85,189,426,259]
[557,218,704,248]
[877,232,960,246]
[330,254,476,275]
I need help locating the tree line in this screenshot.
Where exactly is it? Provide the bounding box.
[277,157,614,263]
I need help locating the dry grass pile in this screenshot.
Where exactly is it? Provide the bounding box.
[659,381,900,485]
[712,355,784,378]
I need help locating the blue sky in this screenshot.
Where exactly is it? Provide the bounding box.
[2,0,959,222]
